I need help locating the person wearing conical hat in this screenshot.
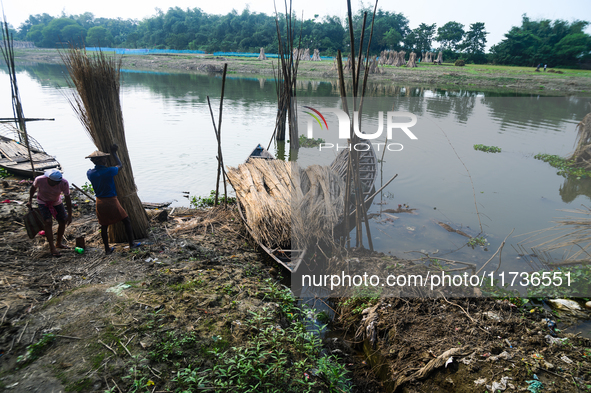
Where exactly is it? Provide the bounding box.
[86,144,139,254]
[26,168,73,257]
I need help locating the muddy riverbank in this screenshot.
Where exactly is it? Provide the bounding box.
[14,49,591,95]
[1,178,590,392]
[0,179,385,392]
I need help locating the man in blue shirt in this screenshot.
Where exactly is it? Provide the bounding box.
[86,144,138,254]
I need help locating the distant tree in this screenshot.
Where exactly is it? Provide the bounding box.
[73,12,96,29]
[60,24,86,46]
[555,33,591,65]
[17,13,54,40]
[86,26,113,47]
[491,15,591,66]
[403,30,417,51]
[40,18,84,47]
[349,7,409,54]
[461,22,488,63]
[413,23,437,56]
[25,24,45,45]
[382,28,403,49]
[436,21,464,51]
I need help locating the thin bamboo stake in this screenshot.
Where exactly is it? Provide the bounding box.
[349,173,397,216]
[206,97,229,205]
[213,64,228,206]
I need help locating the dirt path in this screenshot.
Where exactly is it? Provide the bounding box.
[15,49,591,95]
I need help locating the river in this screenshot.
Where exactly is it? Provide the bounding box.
[2,63,591,273]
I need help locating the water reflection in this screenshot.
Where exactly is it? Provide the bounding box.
[560,176,591,203]
[481,96,588,132]
[7,63,554,102]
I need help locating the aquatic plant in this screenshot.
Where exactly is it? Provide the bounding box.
[298,134,326,148]
[473,144,501,153]
[534,153,591,178]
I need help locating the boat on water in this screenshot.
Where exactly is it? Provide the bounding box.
[231,143,377,273]
[0,124,61,178]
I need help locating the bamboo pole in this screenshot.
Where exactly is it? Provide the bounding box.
[335,0,379,251]
[213,64,228,206]
[1,17,36,177]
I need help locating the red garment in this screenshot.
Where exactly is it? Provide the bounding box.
[33,176,70,206]
[96,196,128,226]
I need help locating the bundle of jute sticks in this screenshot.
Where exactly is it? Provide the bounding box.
[61,48,149,242]
[226,159,344,249]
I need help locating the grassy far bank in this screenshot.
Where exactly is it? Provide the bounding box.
[12,48,591,94]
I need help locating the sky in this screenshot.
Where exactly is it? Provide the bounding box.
[2,0,591,49]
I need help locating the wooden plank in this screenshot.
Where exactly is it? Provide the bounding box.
[0,144,16,161]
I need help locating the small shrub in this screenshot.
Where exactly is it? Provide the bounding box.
[0,168,10,178]
[81,182,95,195]
[454,59,465,67]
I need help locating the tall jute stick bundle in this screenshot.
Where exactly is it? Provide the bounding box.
[227,159,343,249]
[61,48,149,242]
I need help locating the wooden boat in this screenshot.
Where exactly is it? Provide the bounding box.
[0,124,61,178]
[330,142,378,203]
[235,143,377,273]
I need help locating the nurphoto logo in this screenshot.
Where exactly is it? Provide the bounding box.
[302,106,418,151]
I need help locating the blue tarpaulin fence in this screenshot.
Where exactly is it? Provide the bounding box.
[85,47,205,55]
[85,47,333,60]
[213,51,333,60]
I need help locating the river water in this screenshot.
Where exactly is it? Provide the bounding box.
[2,63,591,273]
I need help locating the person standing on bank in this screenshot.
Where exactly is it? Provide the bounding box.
[86,144,139,254]
[27,169,73,257]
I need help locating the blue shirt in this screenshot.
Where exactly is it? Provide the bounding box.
[87,165,119,198]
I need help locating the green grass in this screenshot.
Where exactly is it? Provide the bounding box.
[17,333,56,365]
[457,63,591,78]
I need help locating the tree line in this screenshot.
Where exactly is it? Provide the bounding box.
[7,7,591,66]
